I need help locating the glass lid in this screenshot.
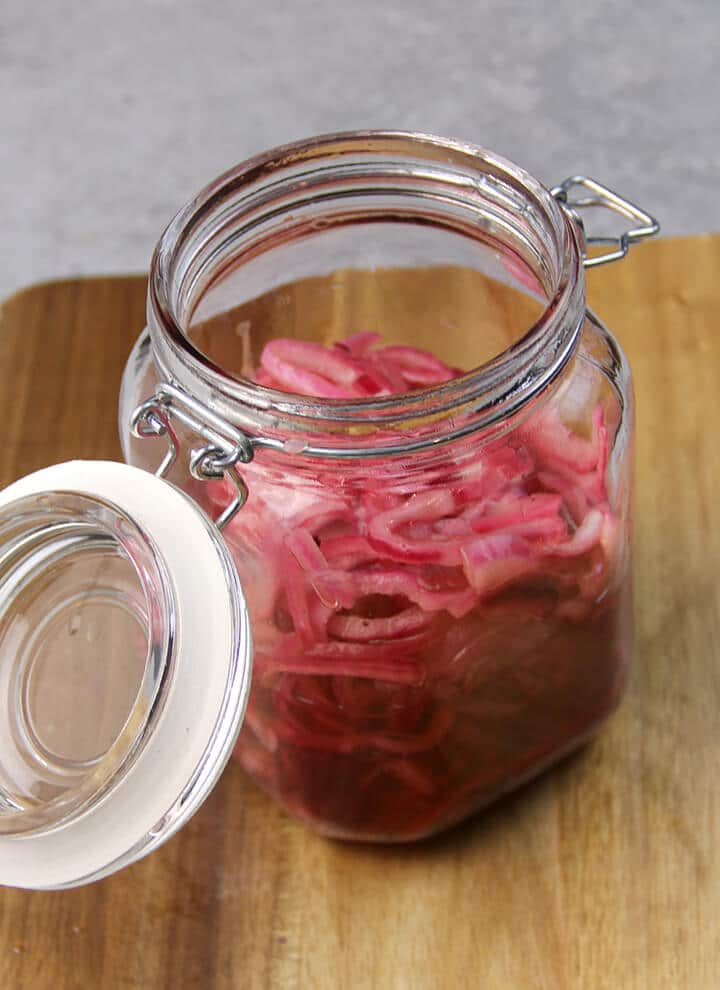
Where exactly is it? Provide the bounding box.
[0,460,252,890]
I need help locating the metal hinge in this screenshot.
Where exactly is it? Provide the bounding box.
[551,175,660,268]
[130,382,255,530]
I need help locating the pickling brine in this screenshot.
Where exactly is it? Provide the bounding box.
[192,331,631,839]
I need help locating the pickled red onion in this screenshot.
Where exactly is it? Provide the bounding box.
[219,333,628,840]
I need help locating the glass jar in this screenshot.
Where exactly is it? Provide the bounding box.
[118,132,652,842]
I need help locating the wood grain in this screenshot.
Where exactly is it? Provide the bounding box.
[0,236,719,988]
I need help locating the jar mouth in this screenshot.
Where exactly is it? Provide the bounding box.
[148,131,585,453]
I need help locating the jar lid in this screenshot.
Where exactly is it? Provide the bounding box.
[0,461,252,889]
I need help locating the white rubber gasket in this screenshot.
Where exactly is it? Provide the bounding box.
[0,461,252,889]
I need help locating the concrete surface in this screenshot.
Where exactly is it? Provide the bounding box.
[1,0,718,299]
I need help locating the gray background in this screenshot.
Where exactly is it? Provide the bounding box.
[1,0,717,300]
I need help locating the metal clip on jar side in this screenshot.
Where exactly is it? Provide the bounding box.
[551,175,660,268]
[130,382,255,531]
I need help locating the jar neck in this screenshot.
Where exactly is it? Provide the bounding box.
[147,131,586,457]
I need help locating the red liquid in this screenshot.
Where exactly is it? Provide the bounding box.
[199,334,630,840]
[239,590,629,840]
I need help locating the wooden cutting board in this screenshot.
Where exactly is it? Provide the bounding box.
[0,235,719,989]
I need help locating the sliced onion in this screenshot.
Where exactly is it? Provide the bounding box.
[218,333,624,839]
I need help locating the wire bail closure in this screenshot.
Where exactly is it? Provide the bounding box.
[130,383,254,531]
[551,176,660,268]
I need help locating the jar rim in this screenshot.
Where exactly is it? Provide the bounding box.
[147,130,586,455]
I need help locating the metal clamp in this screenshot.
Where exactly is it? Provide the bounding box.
[130,383,254,530]
[551,176,660,268]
